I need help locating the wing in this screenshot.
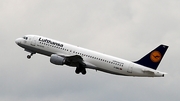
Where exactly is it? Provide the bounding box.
[64,55,86,67]
[51,53,98,75]
[53,54,97,75]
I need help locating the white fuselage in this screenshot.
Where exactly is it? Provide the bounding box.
[15,35,165,77]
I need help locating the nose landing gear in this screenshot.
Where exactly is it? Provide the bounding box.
[27,53,35,59]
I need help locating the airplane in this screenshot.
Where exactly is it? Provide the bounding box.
[15,35,168,77]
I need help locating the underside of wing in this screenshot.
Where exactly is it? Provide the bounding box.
[64,55,86,67]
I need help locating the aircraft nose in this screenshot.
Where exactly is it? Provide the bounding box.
[15,38,21,45]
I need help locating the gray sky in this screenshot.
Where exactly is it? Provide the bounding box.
[0,0,180,101]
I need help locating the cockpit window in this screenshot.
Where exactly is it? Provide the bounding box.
[23,36,28,40]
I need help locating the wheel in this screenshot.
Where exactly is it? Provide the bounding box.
[81,69,86,75]
[27,55,31,59]
[75,68,81,74]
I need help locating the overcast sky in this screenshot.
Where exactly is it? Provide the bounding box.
[0,0,180,101]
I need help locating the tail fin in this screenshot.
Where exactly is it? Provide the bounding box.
[134,44,168,70]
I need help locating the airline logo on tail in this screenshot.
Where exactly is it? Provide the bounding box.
[150,51,162,63]
[134,44,168,70]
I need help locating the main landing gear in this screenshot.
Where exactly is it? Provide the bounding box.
[75,67,86,75]
[27,53,35,59]
[75,63,87,75]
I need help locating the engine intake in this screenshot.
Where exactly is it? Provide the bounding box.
[50,54,65,65]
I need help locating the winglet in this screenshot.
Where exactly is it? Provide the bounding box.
[134,44,168,70]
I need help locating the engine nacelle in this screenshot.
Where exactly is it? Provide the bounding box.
[50,54,65,65]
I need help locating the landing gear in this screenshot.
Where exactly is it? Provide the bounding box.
[75,67,81,74]
[75,67,86,75]
[27,53,35,59]
[81,69,86,75]
[27,55,31,59]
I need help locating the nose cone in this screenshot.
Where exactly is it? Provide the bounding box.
[15,38,21,45]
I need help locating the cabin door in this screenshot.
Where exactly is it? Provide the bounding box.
[31,36,37,46]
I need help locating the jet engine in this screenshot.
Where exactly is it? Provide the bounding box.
[50,54,66,65]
